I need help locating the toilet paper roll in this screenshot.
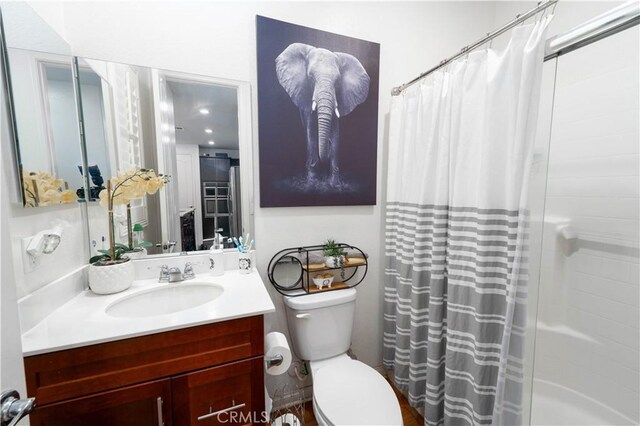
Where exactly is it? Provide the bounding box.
[265,332,292,376]
[273,413,301,426]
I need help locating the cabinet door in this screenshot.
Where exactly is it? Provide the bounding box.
[29,379,172,426]
[172,357,265,426]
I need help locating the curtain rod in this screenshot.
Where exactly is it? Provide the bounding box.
[391,0,558,96]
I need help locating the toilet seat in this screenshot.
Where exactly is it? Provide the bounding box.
[312,358,403,426]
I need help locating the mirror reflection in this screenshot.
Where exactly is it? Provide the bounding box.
[74,59,113,201]
[155,72,242,252]
[3,2,82,207]
[79,59,248,257]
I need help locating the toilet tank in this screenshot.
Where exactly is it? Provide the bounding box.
[283,288,356,361]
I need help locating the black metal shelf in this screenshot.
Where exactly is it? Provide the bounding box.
[267,243,368,297]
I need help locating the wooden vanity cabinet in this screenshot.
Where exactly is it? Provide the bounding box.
[24,316,265,425]
[173,357,264,425]
[28,379,173,426]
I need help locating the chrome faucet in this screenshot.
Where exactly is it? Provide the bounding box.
[168,267,183,282]
[159,263,195,283]
[158,264,170,282]
[183,262,195,280]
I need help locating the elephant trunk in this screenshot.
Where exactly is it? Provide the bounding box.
[315,83,335,162]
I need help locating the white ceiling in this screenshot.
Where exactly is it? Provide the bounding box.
[167,79,239,150]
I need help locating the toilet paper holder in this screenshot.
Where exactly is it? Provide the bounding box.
[265,354,284,369]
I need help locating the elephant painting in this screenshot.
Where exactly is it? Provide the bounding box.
[275,43,370,188]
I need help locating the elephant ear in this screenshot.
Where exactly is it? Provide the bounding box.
[335,52,370,116]
[275,43,314,109]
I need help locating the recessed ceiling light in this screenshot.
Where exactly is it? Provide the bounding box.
[205,128,213,134]
[208,140,215,145]
[199,108,210,115]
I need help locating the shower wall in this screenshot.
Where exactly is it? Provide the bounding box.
[533,24,639,423]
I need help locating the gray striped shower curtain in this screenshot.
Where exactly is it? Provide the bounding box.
[383,17,552,426]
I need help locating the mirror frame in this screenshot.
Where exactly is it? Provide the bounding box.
[0,6,26,205]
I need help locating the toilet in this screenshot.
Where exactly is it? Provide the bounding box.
[284,288,403,426]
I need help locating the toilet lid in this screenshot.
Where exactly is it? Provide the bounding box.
[313,360,402,425]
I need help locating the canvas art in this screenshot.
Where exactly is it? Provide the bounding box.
[257,16,380,207]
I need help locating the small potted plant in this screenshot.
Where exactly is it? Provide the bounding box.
[89,169,168,294]
[323,239,346,268]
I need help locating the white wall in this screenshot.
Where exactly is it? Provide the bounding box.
[493,2,639,423]
[49,2,497,390]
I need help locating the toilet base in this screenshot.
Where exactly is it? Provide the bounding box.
[312,398,330,426]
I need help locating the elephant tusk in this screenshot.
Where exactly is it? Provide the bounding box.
[335,107,340,118]
[311,100,317,111]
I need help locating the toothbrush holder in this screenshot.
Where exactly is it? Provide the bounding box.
[238,250,255,274]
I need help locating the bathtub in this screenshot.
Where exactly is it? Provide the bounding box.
[531,379,636,425]
[529,322,637,425]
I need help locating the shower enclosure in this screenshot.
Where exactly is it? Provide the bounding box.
[526,5,639,425]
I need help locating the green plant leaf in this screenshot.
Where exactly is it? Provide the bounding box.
[89,254,108,264]
[97,249,111,255]
[137,241,153,248]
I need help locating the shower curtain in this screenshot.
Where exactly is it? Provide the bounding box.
[383,17,552,426]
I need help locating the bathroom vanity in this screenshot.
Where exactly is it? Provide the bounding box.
[19,263,275,426]
[25,316,264,425]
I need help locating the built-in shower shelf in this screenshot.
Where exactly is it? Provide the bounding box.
[267,243,368,297]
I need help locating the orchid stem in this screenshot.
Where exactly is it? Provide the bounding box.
[127,203,133,250]
[107,180,116,261]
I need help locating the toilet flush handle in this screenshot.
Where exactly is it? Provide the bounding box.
[296,313,311,319]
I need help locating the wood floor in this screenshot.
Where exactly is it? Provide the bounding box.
[288,381,424,426]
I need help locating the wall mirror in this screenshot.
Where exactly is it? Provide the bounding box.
[78,57,254,257]
[1,3,85,207]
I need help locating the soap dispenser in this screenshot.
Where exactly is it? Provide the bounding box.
[208,236,225,277]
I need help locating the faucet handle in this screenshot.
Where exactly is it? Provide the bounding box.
[158,264,170,282]
[183,262,195,280]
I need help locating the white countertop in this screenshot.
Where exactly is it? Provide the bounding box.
[21,269,275,356]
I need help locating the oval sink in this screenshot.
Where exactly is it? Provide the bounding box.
[106,282,224,318]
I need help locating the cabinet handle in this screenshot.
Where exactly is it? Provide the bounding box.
[197,402,246,421]
[157,397,164,426]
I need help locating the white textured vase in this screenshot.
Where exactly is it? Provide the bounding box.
[324,255,345,268]
[88,259,134,295]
